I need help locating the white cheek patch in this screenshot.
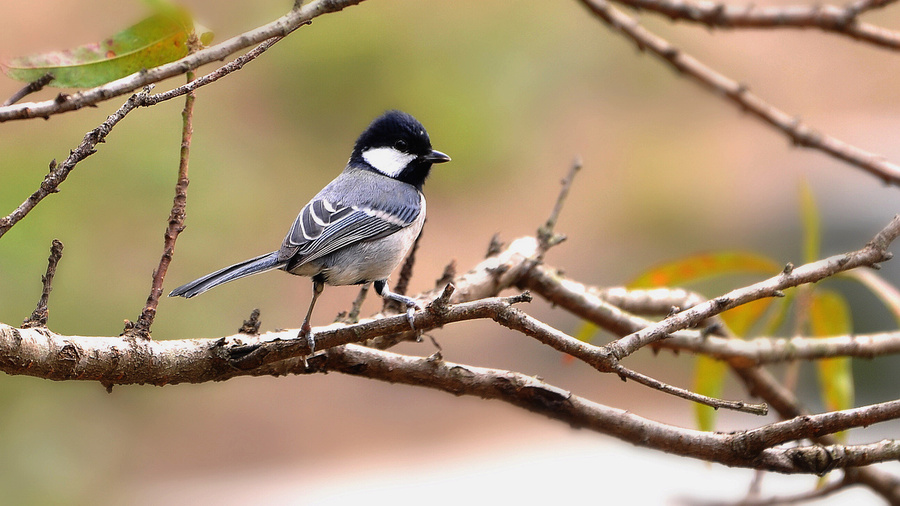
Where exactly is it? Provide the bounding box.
[362,147,417,178]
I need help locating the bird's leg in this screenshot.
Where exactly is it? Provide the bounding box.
[300,279,324,354]
[374,279,419,331]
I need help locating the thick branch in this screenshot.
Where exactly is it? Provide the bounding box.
[732,366,900,502]
[0,295,529,385]
[316,344,900,474]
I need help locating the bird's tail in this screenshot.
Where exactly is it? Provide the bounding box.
[168,251,284,298]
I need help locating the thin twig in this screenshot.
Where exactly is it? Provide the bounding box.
[0,0,367,122]
[2,72,54,107]
[489,301,765,414]
[126,72,196,339]
[21,239,64,329]
[0,88,150,239]
[0,31,291,242]
[537,157,582,253]
[844,0,899,17]
[613,363,768,415]
[139,35,288,107]
[346,284,370,323]
[578,0,900,186]
[523,266,900,363]
[612,0,900,50]
[732,365,900,503]
[606,215,900,360]
[740,478,851,505]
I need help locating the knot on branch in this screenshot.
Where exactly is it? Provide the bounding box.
[787,445,842,476]
[239,309,262,335]
[427,283,456,317]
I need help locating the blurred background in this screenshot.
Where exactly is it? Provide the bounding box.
[1,0,899,503]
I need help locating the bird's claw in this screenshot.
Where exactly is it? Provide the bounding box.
[298,324,315,369]
[405,301,421,332]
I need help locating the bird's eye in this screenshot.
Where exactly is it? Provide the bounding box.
[394,140,408,152]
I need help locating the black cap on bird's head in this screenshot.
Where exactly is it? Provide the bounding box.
[352,110,451,189]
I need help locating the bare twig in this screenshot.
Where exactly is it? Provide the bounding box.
[578,0,900,186]
[0,89,150,239]
[606,215,900,360]
[138,35,288,107]
[845,0,900,16]
[523,265,900,364]
[2,72,54,107]
[0,0,367,123]
[612,0,900,50]
[127,73,197,339]
[319,344,900,474]
[537,157,582,253]
[737,398,900,454]
[663,329,900,364]
[487,300,765,414]
[0,31,292,243]
[732,366,900,503]
[613,363,767,415]
[21,239,64,329]
[720,475,854,506]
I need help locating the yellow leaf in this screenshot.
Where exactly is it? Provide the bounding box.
[809,290,854,441]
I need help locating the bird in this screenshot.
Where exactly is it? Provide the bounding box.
[169,110,450,352]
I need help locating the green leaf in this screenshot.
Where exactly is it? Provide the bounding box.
[799,180,821,263]
[693,355,728,432]
[629,251,781,289]
[2,7,213,88]
[809,290,854,440]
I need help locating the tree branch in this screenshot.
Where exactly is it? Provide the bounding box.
[0,0,367,123]
[21,239,64,329]
[126,71,197,339]
[0,294,532,385]
[523,264,900,364]
[732,366,900,503]
[612,0,900,50]
[605,215,900,360]
[578,0,900,186]
[2,72,54,107]
[317,344,900,474]
[0,89,150,238]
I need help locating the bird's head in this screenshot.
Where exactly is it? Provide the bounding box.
[351,110,451,189]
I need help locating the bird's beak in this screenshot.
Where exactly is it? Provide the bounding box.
[424,150,451,164]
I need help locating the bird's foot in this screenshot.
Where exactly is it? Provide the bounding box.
[298,322,315,368]
[405,302,420,332]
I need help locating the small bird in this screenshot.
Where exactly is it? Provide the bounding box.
[169,110,450,351]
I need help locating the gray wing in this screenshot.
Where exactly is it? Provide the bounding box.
[278,197,420,266]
